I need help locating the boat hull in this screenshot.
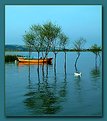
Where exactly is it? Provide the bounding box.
[17,57,53,64]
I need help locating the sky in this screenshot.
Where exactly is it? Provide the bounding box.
[5,5,102,48]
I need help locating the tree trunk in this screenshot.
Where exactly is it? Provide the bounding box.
[28,46,31,65]
[37,65,40,83]
[64,52,66,75]
[54,53,57,73]
[42,65,44,82]
[75,52,80,72]
[37,52,40,74]
[46,54,48,76]
[28,64,31,87]
[28,46,31,86]
[95,54,98,70]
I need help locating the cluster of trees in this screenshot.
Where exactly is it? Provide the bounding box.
[23,21,102,72]
[23,22,101,55]
[23,22,68,62]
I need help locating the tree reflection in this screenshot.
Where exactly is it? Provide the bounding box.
[90,44,101,78]
[90,54,102,91]
[59,72,67,98]
[23,65,62,115]
[74,76,81,91]
[64,52,67,76]
[59,52,67,98]
[90,53,101,78]
[28,64,31,87]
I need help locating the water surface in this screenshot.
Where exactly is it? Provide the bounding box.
[5,52,102,116]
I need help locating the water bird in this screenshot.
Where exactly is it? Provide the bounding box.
[74,72,82,77]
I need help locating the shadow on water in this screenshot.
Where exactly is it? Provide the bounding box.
[23,64,68,115]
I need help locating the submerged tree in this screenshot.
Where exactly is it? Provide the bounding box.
[59,33,69,74]
[42,22,61,71]
[23,22,62,59]
[90,44,102,76]
[23,25,43,65]
[23,21,68,78]
[73,37,86,72]
[23,25,45,76]
[90,44,101,64]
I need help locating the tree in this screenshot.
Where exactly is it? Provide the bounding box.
[23,25,44,71]
[73,37,86,72]
[41,22,61,69]
[73,37,86,51]
[90,44,101,55]
[90,44,101,68]
[59,33,69,74]
[23,22,68,75]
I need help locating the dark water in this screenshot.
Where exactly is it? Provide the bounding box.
[5,52,102,116]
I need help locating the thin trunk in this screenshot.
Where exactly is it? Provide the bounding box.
[42,52,45,66]
[42,65,44,82]
[37,52,40,75]
[54,65,57,83]
[42,52,44,58]
[38,52,40,65]
[75,52,80,72]
[28,64,31,87]
[46,54,48,76]
[42,48,45,80]
[28,46,31,65]
[37,66,40,83]
[64,52,66,75]
[54,53,57,73]
[28,46,31,86]
[95,54,98,70]
[46,64,48,82]
[98,52,101,66]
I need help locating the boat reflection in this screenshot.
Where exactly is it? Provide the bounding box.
[17,62,52,66]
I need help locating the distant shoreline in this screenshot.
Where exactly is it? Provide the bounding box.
[5,49,102,52]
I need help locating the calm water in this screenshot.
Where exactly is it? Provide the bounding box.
[5,52,102,116]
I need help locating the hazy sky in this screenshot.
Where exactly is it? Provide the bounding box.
[5,5,102,48]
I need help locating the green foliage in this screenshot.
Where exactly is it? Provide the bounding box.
[59,33,69,50]
[90,44,102,56]
[23,21,68,58]
[5,55,18,62]
[42,22,61,42]
[73,37,86,51]
[23,25,44,52]
[23,33,35,46]
[90,44,101,52]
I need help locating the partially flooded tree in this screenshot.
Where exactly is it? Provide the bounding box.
[59,33,69,75]
[73,37,86,72]
[23,22,68,77]
[90,44,102,70]
[23,25,44,78]
[90,44,101,58]
[41,22,61,69]
[23,25,43,65]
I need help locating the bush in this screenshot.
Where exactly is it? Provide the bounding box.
[5,55,18,62]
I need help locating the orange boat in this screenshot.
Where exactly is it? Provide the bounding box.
[17,57,53,64]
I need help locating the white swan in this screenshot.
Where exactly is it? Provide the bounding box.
[74,72,82,77]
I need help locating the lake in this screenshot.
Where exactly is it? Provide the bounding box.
[5,51,102,116]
